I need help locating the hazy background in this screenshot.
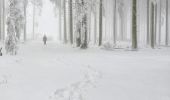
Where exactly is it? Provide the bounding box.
[26,0,58,41]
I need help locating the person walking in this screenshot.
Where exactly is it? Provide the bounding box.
[43,34,47,45]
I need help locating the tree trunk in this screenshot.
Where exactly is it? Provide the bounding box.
[99,0,103,46]
[147,0,150,45]
[24,0,27,41]
[69,0,73,44]
[64,0,67,43]
[59,0,62,41]
[165,0,169,46]
[159,0,162,45]
[32,0,35,40]
[150,2,155,48]
[132,0,137,49]
[154,3,157,45]
[94,12,97,44]
[2,0,5,40]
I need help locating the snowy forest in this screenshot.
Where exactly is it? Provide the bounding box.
[0,0,169,51]
[0,0,170,100]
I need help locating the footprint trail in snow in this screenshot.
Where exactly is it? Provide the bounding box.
[49,66,102,100]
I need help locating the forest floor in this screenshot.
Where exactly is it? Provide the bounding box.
[0,41,170,100]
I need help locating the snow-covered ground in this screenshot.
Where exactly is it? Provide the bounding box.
[0,41,170,100]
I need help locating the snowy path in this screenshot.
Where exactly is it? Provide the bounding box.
[0,41,170,100]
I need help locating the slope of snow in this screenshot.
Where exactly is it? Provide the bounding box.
[0,41,170,100]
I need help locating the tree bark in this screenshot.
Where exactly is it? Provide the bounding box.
[165,0,169,46]
[2,0,5,40]
[99,0,103,46]
[159,0,162,45]
[59,0,62,41]
[32,0,35,40]
[24,0,27,41]
[132,0,137,49]
[64,0,67,43]
[69,0,73,44]
[147,0,150,45]
[150,2,155,48]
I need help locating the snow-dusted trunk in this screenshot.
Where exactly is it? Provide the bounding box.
[0,0,5,41]
[147,0,150,45]
[33,0,35,40]
[165,0,169,46]
[59,0,62,41]
[64,0,67,43]
[2,0,5,40]
[94,11,97,44]
[99,0,103,46]
[113,0,117,44]
[69,0,73,44]
[5,0,21,55]
[81,14,88,49]
[24,0,27,41]
[132,0,137,49]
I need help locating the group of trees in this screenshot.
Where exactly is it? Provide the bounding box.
[0,0,42,55]
[50,0,169,49]
[0,0,170,54]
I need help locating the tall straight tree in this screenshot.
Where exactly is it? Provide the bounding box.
[154,3,157,45]
[147,0,150,45]
[0,0,5,41]
[32,0,36,40]
[150,2,155,48]
[165,0,169,46]
[2,0,5,40]
[69,0,73,44]
[113,0,117,44]
[132,0,137,49]
[99,0,103,46]
[63,0,67,43]
[159,0,162,45]
[24,0,28,41]
[59,0,62,41]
